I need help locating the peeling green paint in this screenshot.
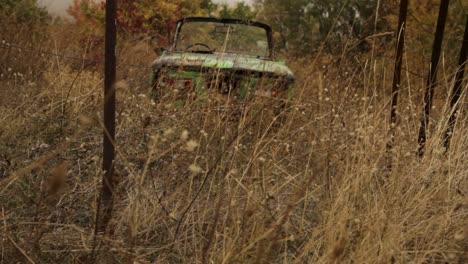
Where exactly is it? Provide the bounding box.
[167,71,199,79]
[154,52,295,81]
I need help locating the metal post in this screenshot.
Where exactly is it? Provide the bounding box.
[100,0,117,233]
[417,0,450,157]
[443,16,468,152]
[387,0,409,167]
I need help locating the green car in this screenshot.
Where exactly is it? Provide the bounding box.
[150,17,295,103]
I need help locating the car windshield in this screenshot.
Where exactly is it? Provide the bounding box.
[175,21,269,57]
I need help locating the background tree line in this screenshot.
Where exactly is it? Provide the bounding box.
[2,0,467,57]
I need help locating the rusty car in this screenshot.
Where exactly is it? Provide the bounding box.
[150,17,295,106]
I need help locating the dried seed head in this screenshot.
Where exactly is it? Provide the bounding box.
[189,164,202,174]
[114,80,129,90]
[185,140,199,152]
[142,116,151,128]
[180,130,189,141]
[150,135,159,146]
[46,161,68,195]
[244,204,256,218]
[447,252,457,260]
[330,237,346,260]
[78,115,93,127]
[163,128,174,137]
[454,231,465,241]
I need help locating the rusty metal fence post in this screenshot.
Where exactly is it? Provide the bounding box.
[417,0,450,157]
[443,16,468,152]
[387,0,409,168]
[99,0,117,233]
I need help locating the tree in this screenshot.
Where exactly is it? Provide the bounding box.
[67,0,208,44]
[386,0,466,58]
[0,0,49,24]
[314,1,390,51]
[0,0,50,73]
[256,0,392,55]
[256,0,319,54]
[200,0,217,15]
[219,1,256,20]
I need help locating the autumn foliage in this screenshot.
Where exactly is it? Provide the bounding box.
[67,0,205,46]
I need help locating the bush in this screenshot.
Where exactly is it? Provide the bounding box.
[0,0,49,25]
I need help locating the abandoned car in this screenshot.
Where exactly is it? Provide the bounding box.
[150,17,295,102]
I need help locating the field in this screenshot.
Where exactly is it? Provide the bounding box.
[0,18,467,263]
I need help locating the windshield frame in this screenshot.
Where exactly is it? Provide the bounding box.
[171,17,274,59]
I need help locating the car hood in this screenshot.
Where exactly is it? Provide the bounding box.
[152,52,295,81]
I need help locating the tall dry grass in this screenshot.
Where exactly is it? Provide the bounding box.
[0,19,467,264]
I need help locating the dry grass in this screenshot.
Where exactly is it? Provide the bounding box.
[0,22,467,264]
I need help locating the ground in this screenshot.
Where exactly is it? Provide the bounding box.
[0,22,467,263]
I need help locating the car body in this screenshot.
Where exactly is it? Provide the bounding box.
[150,17,295,102]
